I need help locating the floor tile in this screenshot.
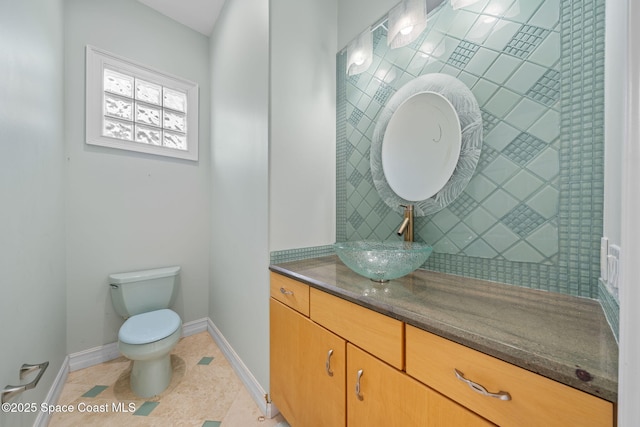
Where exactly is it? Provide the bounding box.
[49,332,287,427]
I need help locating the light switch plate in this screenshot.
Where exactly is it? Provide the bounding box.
[608,244,621,293]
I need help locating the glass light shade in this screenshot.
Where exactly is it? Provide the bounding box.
[347,27,373,76]
[450,0,482,10]
[387,0,428,49]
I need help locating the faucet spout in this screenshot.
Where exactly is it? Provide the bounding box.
[397,217,410,235]
[397,205,414,242]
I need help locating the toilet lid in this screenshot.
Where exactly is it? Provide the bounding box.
[119,309,181,345]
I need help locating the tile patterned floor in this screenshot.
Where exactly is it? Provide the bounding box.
[49,332,289,426]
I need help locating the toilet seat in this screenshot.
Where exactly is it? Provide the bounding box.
[119,309,181,345]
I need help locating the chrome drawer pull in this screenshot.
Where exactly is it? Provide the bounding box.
[355,369,364,401]
[325,349,334,377]
[279,287,294,296]
[454,369,511,401]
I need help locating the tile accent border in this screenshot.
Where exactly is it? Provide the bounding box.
[337,51,348,243]
[557,0,606,298]
[270,245,335,264]
[599,279,620,343]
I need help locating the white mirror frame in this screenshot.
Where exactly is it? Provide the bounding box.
[371,73,483,216]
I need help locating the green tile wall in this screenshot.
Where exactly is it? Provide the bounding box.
[334,0,605,299]
[270,245,335,264]
[341,1,562,266]
[272,0,610,310]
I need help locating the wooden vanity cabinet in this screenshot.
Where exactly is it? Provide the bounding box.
[270,271,615,426]
[270,272,493,426]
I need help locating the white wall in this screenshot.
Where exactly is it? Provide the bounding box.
[209,0,271,390]
[604,0,626,247]
[269,0,338,252]
[618,1,640,423]
[338,0,397,49]
[0,1,66,425]
[64,0,211,353]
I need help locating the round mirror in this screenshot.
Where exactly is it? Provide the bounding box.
[382,91,461,201]
[371,73,483,216]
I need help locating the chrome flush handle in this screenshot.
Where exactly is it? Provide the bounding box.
[279,287,294,296]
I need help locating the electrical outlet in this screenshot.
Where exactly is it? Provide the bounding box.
[607,244,621,299]
[600,237,609,281]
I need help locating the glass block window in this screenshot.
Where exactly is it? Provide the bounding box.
[86,46,198,161]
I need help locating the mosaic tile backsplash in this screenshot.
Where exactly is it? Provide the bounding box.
[343,0,561,264]
[336,0,605,298]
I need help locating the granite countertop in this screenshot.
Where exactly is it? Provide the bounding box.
[270,255,619,402]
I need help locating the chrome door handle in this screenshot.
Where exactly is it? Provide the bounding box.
[454,369,511,401]
[279,287,293,296]
[325,349,334,377]
[2,362,49,403]
[355,369,364,401]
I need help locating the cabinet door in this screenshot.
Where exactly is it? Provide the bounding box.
[347,343,492,427]
[270,298,346,427]
[426,389,496,427]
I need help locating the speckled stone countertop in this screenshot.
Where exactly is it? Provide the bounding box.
[270,255,618,402]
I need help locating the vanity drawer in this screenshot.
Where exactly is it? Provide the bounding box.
[310,287,404,369]
[270,272,310,316]
[406,326,614,427]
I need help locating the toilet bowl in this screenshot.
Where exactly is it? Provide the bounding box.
[109,266,182,398]
[118,309,182,397]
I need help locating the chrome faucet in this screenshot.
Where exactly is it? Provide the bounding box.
[397,204,414,242]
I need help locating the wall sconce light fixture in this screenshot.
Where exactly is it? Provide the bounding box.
[347,27,373,76]
[387,0,428,49]
[450,0,482,10]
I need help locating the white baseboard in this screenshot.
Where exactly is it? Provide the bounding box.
[181,317,209,336]
[33,355,69,427]
[68,342,121,372]
[206,318,277,418]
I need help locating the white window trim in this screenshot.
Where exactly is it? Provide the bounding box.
[85,45,199,161]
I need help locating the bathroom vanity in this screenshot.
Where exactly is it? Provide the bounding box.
[269,256,617,427]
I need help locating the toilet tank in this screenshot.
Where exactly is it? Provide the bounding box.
[109,266,180,318]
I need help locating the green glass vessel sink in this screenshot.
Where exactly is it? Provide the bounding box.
[334,241,433,283]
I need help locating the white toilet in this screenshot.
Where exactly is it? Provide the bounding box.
[109,266,182,398]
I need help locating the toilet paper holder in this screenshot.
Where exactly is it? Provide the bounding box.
[1,361,49,403]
